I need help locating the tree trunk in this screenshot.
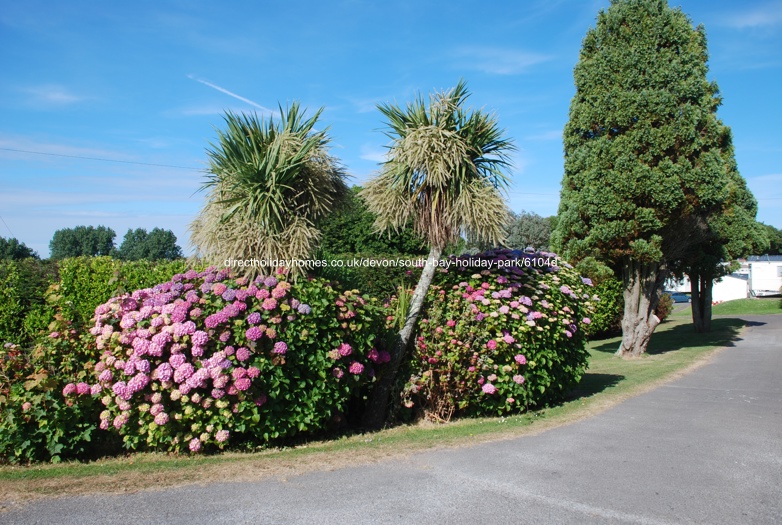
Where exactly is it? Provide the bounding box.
[616,259,666,358]
[362,245,443,430]
[689,272,713,333]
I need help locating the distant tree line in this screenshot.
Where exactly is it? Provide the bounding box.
[0,226,184,261]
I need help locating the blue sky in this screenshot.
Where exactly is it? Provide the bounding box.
[1,0,780,257]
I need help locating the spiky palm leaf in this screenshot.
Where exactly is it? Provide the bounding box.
[362,81,514,250]
[190,104,348,276]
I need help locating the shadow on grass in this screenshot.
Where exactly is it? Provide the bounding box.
[564,373,625,402]
[590,318,753,355]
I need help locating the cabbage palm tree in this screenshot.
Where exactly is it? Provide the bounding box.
[362,81,515,428]
[190,104,348,276]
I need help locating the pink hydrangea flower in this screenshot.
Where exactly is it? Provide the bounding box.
[236,347,251,361]
[191,330,208,346]
[262,298,278,311]
[486,339,497,350]
[482,383,498,395]
[332,368,344,379]
[349,361,364,375]
[246,326,263,341]
[273,341,288,355]
[189,438,201,452]
[62,383,77,396]
[215,430,230,443]
[247,366,260,378]
[234,377,251,391]
[514,354,527,365]
[513,375,525,385]
[338,343,352,357]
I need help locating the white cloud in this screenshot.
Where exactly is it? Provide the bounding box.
[718,2,782,28]
[524,130,562,142]
[348,95,389,114]
[452,46,551,75]
[23,85,85,106]
[359,145,388,163]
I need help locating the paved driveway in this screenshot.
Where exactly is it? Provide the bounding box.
[3,315,781,524]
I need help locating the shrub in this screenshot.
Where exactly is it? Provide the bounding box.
[67,267,387,453]
[656,293,674,321]
[314,252,422,300]
[583,277,623,338]
[401,249,594,421]
[0,311,108,464]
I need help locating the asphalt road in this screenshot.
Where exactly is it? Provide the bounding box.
[3,315,781,525]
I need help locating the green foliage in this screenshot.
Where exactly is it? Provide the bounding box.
[190,105,349,276]
[554,0,735,265]
[0,237,38,260]
[313,253,422,301]
[656,293,674,321]
[116,228,184,261]
[318,186,427,256]
[0,262,24,345]
[401,249,593,420]
[584,278,623,338]
[760,223,782,255]
[0,309,109,463]
[506,211,553,251]
[49,225,116,260]
[0,259,58,346]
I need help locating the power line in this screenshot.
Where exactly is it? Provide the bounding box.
[0,147,200,170]
[0,215,14,237]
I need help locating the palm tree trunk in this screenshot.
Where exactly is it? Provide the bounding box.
[363,245,443,429]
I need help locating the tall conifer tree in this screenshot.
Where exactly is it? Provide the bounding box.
[553,0,752,356]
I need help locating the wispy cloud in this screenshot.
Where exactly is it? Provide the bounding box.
[524,130,562,142]
[187,75,273,115]
[24,85,85,106]
[717,2,782,28]
[0,135,130,162]
[349,95,390,114]
[359,145,387,163]
[452,46,551,75]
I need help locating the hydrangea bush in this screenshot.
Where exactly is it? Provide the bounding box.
[401,249,595,421]
[66,267,387,453]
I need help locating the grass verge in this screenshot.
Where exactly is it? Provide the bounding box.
[0,317,753,506]
[672,296,781,318]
